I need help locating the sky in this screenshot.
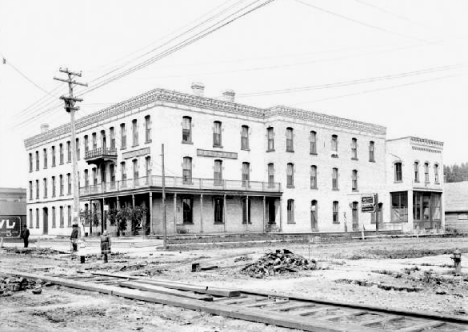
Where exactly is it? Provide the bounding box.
[1,0,467,188]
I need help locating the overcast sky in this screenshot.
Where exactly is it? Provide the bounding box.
[1,0,467,188]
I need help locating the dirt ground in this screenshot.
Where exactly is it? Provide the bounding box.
[1,236,468,332]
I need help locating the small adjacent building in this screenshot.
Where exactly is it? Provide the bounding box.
[444,181,468,233]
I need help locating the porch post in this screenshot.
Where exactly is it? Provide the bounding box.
[102,197,105,233]
[223,194,227,233]
[149,192,153,235]
[279,197,283,232]
[89,200,93,236]
[173,193,177,234]
[246,195,249,230]
[200,194,204,233]
[132,194,135,208]
[263,196,266,234]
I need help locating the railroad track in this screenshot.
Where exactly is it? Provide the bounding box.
[2,269,468,332]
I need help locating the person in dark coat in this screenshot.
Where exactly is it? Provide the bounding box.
[100,230,111,263]
[70,224,79,252]
[20,225,30,248]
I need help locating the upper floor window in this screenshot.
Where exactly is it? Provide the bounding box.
[132,119,139,147]
[84,135,89,153]
[369,141,375,162]
[214,159,223,185]
[286,127,294,152]
[145,157,151,179]
[434,164,440,184]
[145,115,151,143]
[394,162,402,182]
[424,162,430,183]
[268,163,275,187]
[351,138,357,160]
[267,127,274,151]
[352,170,358,191]
[51,146,56,167]
[92,133,97,150]
[310,131,317,154]
[52,176,56,197]
[29,153,33,172]
[67,141,71,163]
[29,181,33,200]
[43,178,47,198]
[35,151,39,170]
[182,116,192,143]
[133,158,139,179]
[43,148,48,169]
[287,199,295,224]
[332,167,339,190]
[84,170,89,188]
[310,165,317,189]
[241,125,249,150]
[101,130,107,150]
[213,121,222,147]
[414,162,420,183]
[36,180,39,199]
[242,162,250,186]
[110,164,116,184]
[59,175,64,196]
[183,157,192,184]
[29,209,33,228]
[287,163,294,188]
[92,168,97,185]
[120,124,127,149]
[110,127,115,150]
[67,173,71,195]
[76,138,80,160]
[121,162,127,181]
[59,143,64,164]
[52,207,56,228]
[333,201,339,223]
[331,135,338,153]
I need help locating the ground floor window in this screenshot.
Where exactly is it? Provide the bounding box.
[268,198,276,224]
[287,199,295,224]
[311,200,318,231]
[413,192,441,227]
[182,197,193,224]
[214,197,224,223]
[391,191,408,222]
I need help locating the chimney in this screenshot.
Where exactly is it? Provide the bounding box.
[40,124,49,133]
[191,82,205,97]
[222,89,235,102]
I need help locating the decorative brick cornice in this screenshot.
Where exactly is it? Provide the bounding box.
[267,106,386,136]
[25,88,386,149]
[410,136,444,148]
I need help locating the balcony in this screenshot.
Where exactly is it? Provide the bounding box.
[84,148,117,165]
[80,175,282,197]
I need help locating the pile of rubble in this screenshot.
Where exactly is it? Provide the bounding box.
[0,276,47,297]
[241,249,317,278]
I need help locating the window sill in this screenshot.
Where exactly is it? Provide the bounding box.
[286,185,295,189]
[414,180,420,183]
[241,148,250,151]
[394,180,403,184]
[183,222,194,225]
[132,145,139,148]
[369,160,375,163]
[286,150,295,153]
[352,189,359,192]
[214,222,224,225]
[287,222,296,225]
[120,147,127,150]
[182,141,193,145]
[310,187,318,190]
[331,154,339,158]
[310,152,318,156]
[332,188,339,191]
[266,149,275,153]
[145,140,152,144]
[332,222,340,224]
[351,158,358,161]
[213,145,223,149]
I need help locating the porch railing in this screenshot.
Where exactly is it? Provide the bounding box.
[80,175,281,196]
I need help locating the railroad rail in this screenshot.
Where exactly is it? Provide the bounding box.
[2,269,468,332]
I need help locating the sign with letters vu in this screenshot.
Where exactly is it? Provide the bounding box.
[197,149,238,159]
[0,216,21,237]
[361,194,377,213]
[122,147,151,160]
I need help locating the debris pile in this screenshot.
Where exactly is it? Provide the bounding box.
[3,247,68,255]
[0,276,46,296]
[241,249,317,278]
[234,255,252,263]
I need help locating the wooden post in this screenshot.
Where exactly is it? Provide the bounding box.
[102,197,105,233]
[246,195,249,231]
[223,194,227,233]
[89,200,93,236]
[173,193,177,234]
[279,197,283,232]
[149,192,153,235]
[200,194,204,233]
[161,144,167,248]
[263,196,266,234]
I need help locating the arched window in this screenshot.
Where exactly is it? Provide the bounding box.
[287,199,295,224]
[287,163,294,188]
[286,127,294,152]
[268,163,275,187]
[332,201,339,223]
[182,116,192,143]
[352,170,358,191]
[310,131,317,154]
[241,125,249,150]
[394,162,402,182]
[183,157,192,184]
[332,168,339,190]
[213,121,222,147]
[351,138,357,159]
[434,164,440,184]
[310,165,317,189]
[369,141,375,162]
[414,161,420,182]
[267,127,274,151]
[424,162,430,183]
[311,200,318,231]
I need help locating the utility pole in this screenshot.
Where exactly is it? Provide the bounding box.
[54,68,88,239]
[161,144,167,249]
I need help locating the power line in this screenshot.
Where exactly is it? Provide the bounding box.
[293,0,429,42]
[239,64,464,97]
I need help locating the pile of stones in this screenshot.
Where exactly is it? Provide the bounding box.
[0,276,46,296]
[241,249,317,278]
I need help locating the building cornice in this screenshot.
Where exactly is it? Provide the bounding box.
[25,88,387,149]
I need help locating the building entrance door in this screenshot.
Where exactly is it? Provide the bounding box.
[352,202,359,231]
[43,207,49,235]
[267,198,276,224]
[182,197,193,224]
[311,200,318,231]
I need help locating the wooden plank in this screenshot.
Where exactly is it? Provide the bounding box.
[396,321,445,332]
[136,279,241,298]
[91,271,139,279]
[270,304,317,312]
[119,281,213,301]
[298,307,338,316]
[361,316,403,327]
[213,295,249,302]
[319,311,365,321]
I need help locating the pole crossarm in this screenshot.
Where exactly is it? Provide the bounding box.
[60,95,84,102]
[59,67,82,77]
[54,77,88,87]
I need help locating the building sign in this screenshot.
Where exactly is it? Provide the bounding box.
[0,216,21,238]
[361,194,377,213]
[197,149,238,159]
[122,147,151,160]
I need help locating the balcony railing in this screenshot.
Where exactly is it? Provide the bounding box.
[80,175,282,196]
[84,148,117,161]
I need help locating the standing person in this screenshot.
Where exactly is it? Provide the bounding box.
[20,225,30,248]
[70,224,79,252]
[100,230,111,263]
